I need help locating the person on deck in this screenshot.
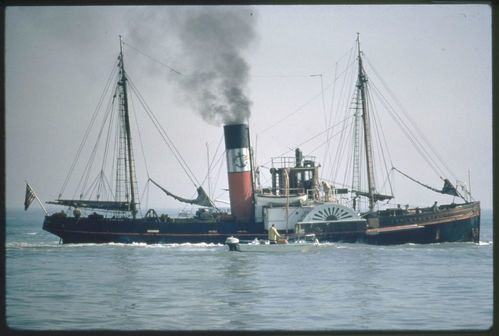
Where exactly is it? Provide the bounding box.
[268,224,281,244]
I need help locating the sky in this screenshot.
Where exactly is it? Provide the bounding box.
[5,4,492,212]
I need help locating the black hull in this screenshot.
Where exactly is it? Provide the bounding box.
[43,202,480,245]
[365,201,480,244]
[43,214,268,244]
[301,202,480,245]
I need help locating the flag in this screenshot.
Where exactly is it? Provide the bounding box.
[24,183,36,211]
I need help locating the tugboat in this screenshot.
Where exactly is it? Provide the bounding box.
[25,36,480,245]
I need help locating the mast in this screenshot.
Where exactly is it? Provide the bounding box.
[117,36,137,218]
[356,33,376,211]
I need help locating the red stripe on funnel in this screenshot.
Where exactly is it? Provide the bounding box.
[228,171,253,222]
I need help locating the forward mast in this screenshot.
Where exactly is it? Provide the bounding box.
[116,36,138,218]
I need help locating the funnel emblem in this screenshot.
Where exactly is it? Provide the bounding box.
[233,151,249,169]
[227,148,250,173]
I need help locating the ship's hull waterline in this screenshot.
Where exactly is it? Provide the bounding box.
[43,201,480,245]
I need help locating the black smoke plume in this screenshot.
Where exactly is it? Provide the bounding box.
[174,7,257,125]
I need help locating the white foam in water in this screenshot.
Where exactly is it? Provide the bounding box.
[104,242,224,249]
[65,243,106,248]
[6,241,225,249]
[6,241,61,249]
[155,242,224,249]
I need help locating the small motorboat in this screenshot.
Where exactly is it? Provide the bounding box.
[225,234,320,252]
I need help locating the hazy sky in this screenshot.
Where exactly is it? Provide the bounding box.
[6,5,492,212]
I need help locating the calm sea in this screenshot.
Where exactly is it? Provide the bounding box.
[5,207,493,331]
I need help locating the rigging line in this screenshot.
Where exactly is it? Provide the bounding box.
[60,61,119,197]
[366,55,439,155]
[129,91,151,179]
[139,179,150,211]
[348,118,358,188]
[122,40,182,75]
[73,83,118,200]
[368,80,445,178]
[128,82,198,187]
[259,114,354,167]
[322,49,356,180]
[253,74,315,78]
[330,55,358,180]
[366,74,443,177]
[330,86,357,183]
[86,175,100,200]
[332,104,354,181]
[309,124,355,188]
[199,135,224,191]
[101,169,115,200]
[126,76,200,187]
[110,102,119,201]
[309,74,328,176]
[208,138,225,199]
[298,114,354,150]
[372,113,394,197]
[368,85,394,168]
[257,55,357,138]
[212,147,228,202]
[366,84,394,196]
[364,55,455,179]
[343,129,355,189]
[342,118,356,188]
[368,76,445,178]
[328,45,356,74]
[307,117,356,158]
[100,172,110,200]
[115,100,126,202]
[204,137,224,186]
[257,72,340,136]
[334,48,358,126]
[329,44,357,134]
[257,89,326,135]
[321,62,339,182]
[366,87,397,194]
[86,170,109,201]
[99,86,118,180]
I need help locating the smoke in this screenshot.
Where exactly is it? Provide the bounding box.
[173,7,257,126]
[124,6,257,125]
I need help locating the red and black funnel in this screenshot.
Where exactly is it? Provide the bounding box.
[224,124,254,222]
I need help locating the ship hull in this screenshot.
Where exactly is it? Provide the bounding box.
[296,202,480,245]
[365,201,480,244]
[43,214,267,244]
[43,202,480,245]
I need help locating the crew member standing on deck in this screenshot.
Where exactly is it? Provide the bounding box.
[269,224,281,244]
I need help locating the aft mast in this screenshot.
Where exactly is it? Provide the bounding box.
[117,36,138,218]
[356,33,376,212]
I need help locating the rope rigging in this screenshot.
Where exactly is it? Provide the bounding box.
[56,41,214,212]
[258,115,354,168]
[318,35,465,208]
[59,60,119,199]
[391,167,465,202]
[73,81,118,201]
[126,75,201,189]
[363,54,456,181]
[123,40,182,75]
[365,78,394,198]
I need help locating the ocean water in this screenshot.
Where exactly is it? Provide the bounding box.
[5,208,493,331]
